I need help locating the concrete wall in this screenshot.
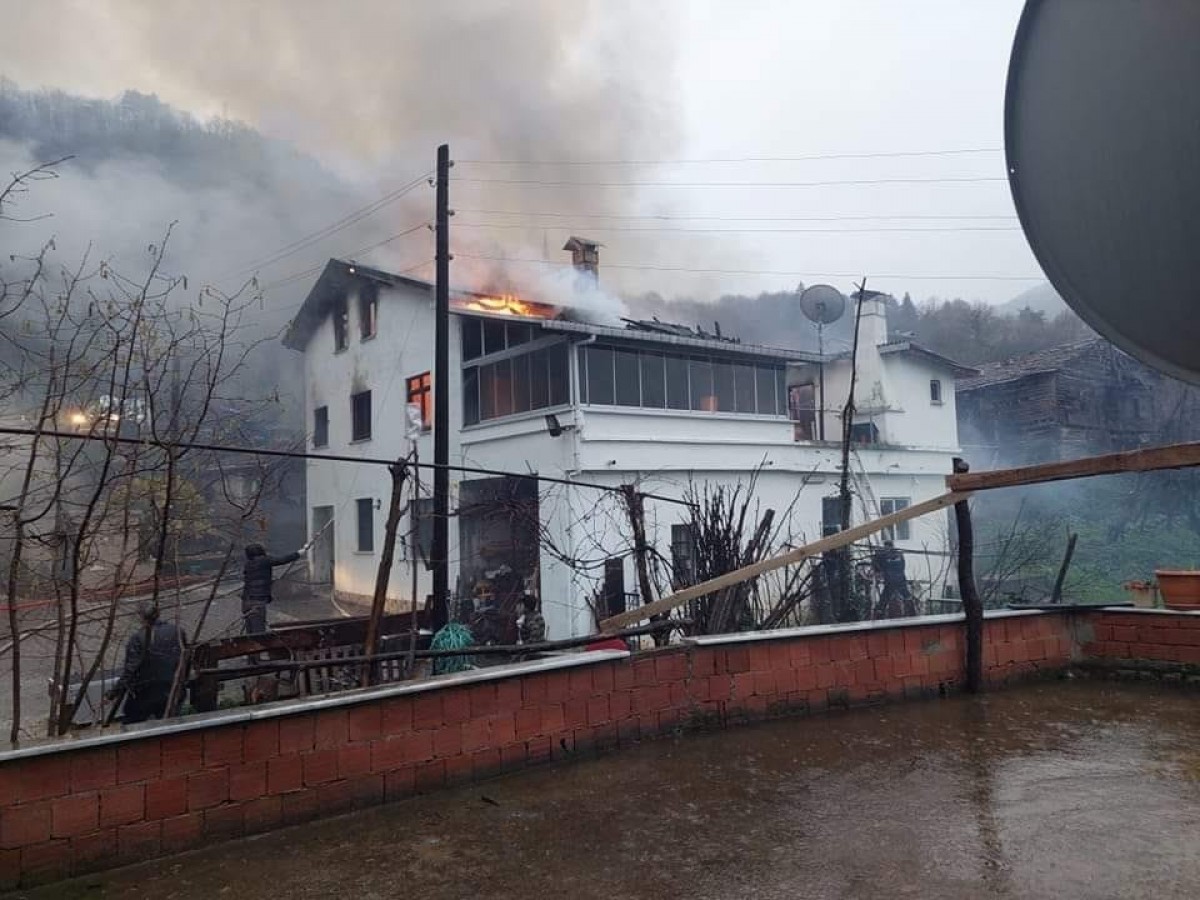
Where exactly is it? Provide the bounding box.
[7,607,1193,889]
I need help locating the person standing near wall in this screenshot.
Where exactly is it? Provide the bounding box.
[106,601,185,724]
[242,541,308,634]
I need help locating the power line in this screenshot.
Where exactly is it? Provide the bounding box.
[456,148,1003,165]
[258,223,431,292]
[453,253,1044,282]
[453,176,1007,188]
[0,427,694,507]
[454,221,1022,235]
[456,208,1019,223]
[220,171,432,280]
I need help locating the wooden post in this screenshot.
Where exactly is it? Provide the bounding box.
[431,142,452,631]
[407,446,421,677]
[620,484,664,644]
[363,460,408,686]
[952,458,983,694]
[1050,532,1078,604]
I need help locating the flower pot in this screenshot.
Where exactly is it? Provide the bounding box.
[1154,570,1200,611]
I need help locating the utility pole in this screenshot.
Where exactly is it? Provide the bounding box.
[431,143,452,630]
[835,277,868,620]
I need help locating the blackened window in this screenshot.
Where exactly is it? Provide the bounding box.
[483,319,506,355]
[733,364,756,413]
[351,390,372,441]
[930,379,943,404]
[822,496,847,534]
[462,319,482,361]
[671,523,697,588]
[359,284,378,340]
[463,367,480,426]
[512,352,532,414]
[313,406,328,448]
[713,362,735,411]
[333,294,349,352]
[356,498,374,552]
[405,372,431,431]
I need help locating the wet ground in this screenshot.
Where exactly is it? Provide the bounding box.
[16,680,1200,900]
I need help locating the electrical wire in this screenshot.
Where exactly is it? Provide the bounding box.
[452,253,1044,282]
[219,171,432,280]
[454,221,1022,235]
[455,208,1019,222]
[455,148,1003,165]
[453,175,1007,188]
[257,225,431,292]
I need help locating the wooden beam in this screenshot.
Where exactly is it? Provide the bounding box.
[946,441,1200,492]
[599,490,970,633]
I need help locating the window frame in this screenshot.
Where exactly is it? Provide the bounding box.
[313,405,329,449]
[355,498,375,553]
[929,378,943,405]
[879,497,912,541]
[350,389,372,442]
[405,372,432,432]
[332,294,349,353]
[359,284,379,341]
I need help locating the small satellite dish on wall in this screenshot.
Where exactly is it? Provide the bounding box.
[1006,0,1200,383]
[799,285,847,326]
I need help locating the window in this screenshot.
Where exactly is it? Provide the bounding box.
[405,372,431,431]
[356,498,374,552]
[462,318,483,361]
[930,378,943,404]
[850,421,879,445]
[313,406,329,448]
[359,284,378,340]
[579,344,786,416]
[822,496,847,535]
[788,384,816,441]
[462,341,569,425]
[351,390,372,442]
[880,497,911,541]
[671,523,698,588]
[332,294,349,352]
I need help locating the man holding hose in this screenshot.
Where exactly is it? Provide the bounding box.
[242,539,310,634]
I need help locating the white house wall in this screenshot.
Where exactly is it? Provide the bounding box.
[297,276,963,636]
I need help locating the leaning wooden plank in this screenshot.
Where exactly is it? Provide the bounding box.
[946,441,1200,492]
[599,490,970,633]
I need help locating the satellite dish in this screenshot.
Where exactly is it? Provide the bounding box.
[1006,0,1200,383]
[799,284,846,326]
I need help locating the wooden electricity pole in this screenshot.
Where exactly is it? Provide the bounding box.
[363,460,408,685]
[431,143,452,631]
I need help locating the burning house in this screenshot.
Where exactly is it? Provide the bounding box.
[282,245,975,638]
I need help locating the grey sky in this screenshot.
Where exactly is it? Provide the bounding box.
[0,0,1038,305]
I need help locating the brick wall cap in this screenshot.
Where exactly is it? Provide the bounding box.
[0,650,629,764]
[684,609,1058,647]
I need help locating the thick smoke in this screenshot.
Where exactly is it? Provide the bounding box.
[0,1,685,419]
[0,2,682,298]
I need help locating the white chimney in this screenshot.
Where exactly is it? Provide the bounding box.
[853,291,891,413]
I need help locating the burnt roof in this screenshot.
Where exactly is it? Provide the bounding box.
[957,338,1103,391]
[282,259,431,350]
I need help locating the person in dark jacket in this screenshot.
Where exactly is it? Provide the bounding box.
[106,601,185,724]
[242,542,305,634]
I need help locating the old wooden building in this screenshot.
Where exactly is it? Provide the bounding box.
[956,338,1200,466]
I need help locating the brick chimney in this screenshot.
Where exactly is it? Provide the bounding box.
[562,236,602,285]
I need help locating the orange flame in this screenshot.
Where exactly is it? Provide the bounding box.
[454,293,557,319]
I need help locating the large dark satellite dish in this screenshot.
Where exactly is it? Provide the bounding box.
[799,284,847,326]
[1006,1,1200,383]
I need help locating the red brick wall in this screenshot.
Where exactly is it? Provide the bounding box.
[1079,609,1200,665]
[0,610,1080,889]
